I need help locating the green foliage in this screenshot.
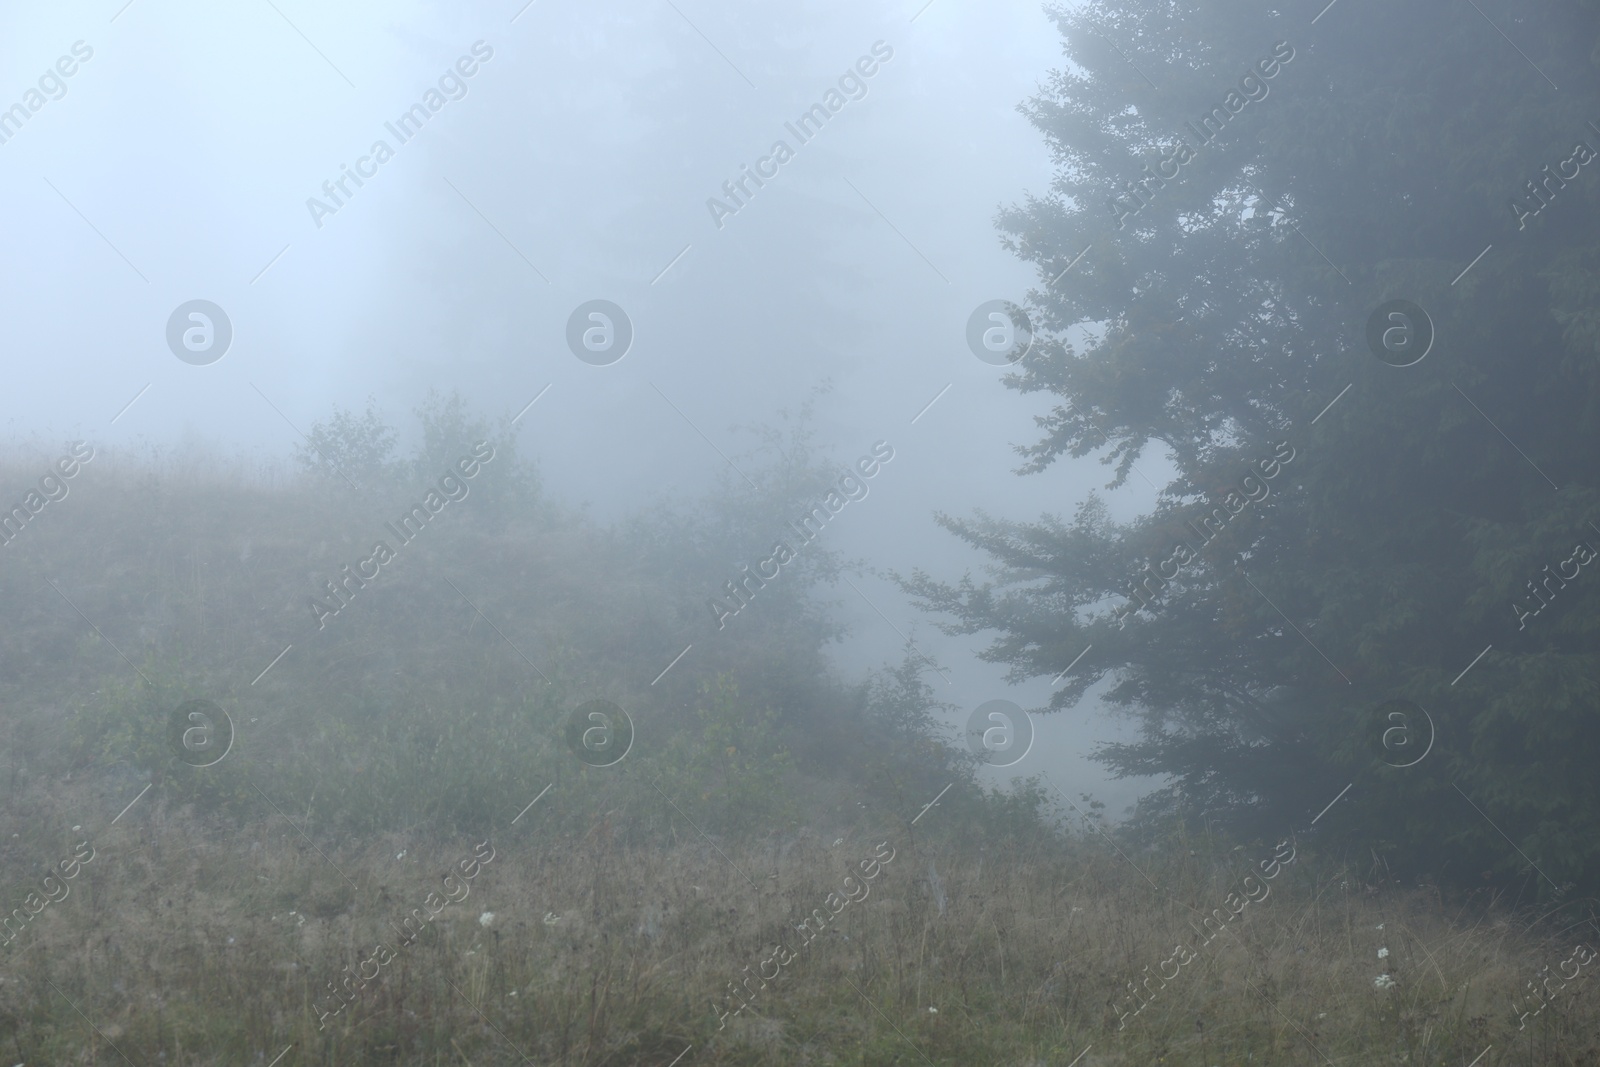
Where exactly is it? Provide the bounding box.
[252,684,573,837]
[70,652,254,816]
[854,643,975,807]
[410,388,541,523]
[656,673,798,835]
[39,388,1049,882]
[904,0,1600,892]
[293,390,541,521]
[293,395,401,490]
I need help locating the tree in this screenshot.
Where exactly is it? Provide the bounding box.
[903,0,1600,892]
[293,396,401,490]
[409,389,541,524]
[295,391,541,522]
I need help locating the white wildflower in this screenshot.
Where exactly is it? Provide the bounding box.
[1374,974,1397,990]
[1378,947,1389,959]
[543,911,563,925]
[479,911,495,927]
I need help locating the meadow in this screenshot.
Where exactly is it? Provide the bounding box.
[0,431,1594,1066]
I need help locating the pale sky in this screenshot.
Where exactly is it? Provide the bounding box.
[0,0,1168,814]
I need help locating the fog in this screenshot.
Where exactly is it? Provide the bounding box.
[1,0,1160,810]
[4,0,1597,1062]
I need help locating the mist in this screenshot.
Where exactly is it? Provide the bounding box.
[3,0,1598,1062]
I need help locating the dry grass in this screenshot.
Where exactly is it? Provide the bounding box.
[1,794,1596,1066]
[1,449,1596,1064]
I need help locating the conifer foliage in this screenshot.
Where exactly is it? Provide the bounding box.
[904,0,1600,892]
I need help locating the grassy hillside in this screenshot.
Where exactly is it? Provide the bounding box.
[0,419,1595,1065]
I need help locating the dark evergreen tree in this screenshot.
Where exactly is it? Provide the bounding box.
[903,0,1600,892]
